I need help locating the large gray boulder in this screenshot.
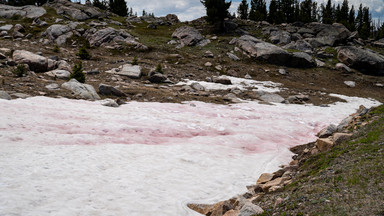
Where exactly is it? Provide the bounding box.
[290,52,315,68]
[237,35,291,65]
[337,46,384,76]
[99,84,126,96]
[0,4,46,19]
[283,40,313,53]
[13,50,48,72]
[237,35,291,67]
[305,22,351,47]
[237,35,314,68]
[50,0,102,21]
[172,26,210,47]
[105,64,142,79]
[42,22,79,45]
[61,79,101,100]
[84,27,147,50]
[269,30,291,45]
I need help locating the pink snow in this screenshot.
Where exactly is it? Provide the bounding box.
[0,96,380,215]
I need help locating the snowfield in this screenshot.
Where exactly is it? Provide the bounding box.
[0,95,380,216]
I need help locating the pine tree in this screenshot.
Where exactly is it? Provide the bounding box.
[321,0,333,24]
[356,4,363,31]
[335,4,341,22]
[281,0,295,23]
[348,5,356,31]
[93,0,107,10]
[109,0,128,17]
[237,0,248,20]
[311,1,318,22]
[293,0,300,22]
[360,6,371,39]
[268,0,278,23]
[299,0,312,23]
[142,9,146,17]
[339,0,349,27]
[200,0,232,30]
[249,0,267,21]
[376,23,384,40]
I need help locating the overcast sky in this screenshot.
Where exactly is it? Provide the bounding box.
[124,0,384,22]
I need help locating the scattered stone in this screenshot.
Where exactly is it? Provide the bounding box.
[99,84,126,97]
[333,133,352,145]
[257,173,274,184]
[106,64,142,79]
[344,81,356,88]
[0,90,11,100]
[204,51,214,58]
[191,82,205,91]
[148,73,166,83]
[239,202,264,216]
[315,59,325,67]
[204,62,212,67]
[214,77,232,85]
[100,98,119,107]
[61,78,100,100]
[11,93,31,99]
[0,48,12,57]
[223,209,240,216]
[316,138,334,152]
[13,50,48,72]
[0,24,13,31]
[317,124,337,138]
[261,177,283,192]
[335,63,352,73]
[45,69,71,80]
[45,83,60,90]
[227,52,240,61]
[259,92,285,103]
[172,26,210,47]
[278,68,288,75]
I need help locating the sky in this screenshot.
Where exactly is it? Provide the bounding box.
[123,0,384,22]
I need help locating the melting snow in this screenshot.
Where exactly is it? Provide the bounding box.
[0,95,380,216]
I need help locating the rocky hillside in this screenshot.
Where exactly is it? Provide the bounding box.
[0,0,383,105]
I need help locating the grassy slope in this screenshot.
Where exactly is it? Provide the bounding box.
[258,105,384,216]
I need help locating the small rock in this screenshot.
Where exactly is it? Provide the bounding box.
[45,83,60,90]
[0,24,13,31]
[316,138,334,152]
[244,74,252,79]
[45,70,71,80]
[257,173,274,184]
[204,62,212,67]
[100,98,119,107]
[344,81,356,88]
[278,68,288,75]
[227,52,240,61]
[223,209,240,216]
[11,93,31,99]
[204,51,214,58]
[239,202,264,216]
[333,133,352,145]
[0,90,11,100]
[215,65,223,71]
[191,82,205,91]
[148,73,166,83]
[214,77,232,85]
[261,177,283,192]
[317,124,337,138]
[61,79,100,100]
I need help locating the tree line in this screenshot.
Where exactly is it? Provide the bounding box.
[237,0,383,40]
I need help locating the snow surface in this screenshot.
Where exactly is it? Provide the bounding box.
[0,95,380,216]
[176,75,282,92]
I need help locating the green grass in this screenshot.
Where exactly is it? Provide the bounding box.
[260,104,384,215]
